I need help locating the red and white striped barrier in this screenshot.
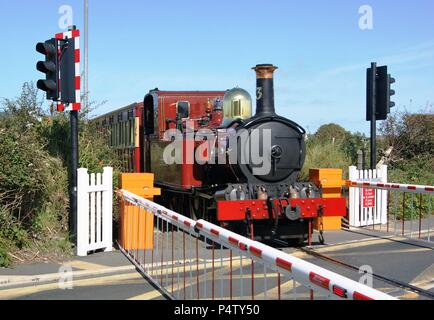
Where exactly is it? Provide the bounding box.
[196,219,394,300]
[120,190,396,300]
[347,180,434,195]
[121,190,197,233]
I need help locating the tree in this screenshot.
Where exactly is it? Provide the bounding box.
[311,123,368,165]
[379,110,433,165]
[314,123,348,144]
[379,109,434,185]
[342,132,369,164]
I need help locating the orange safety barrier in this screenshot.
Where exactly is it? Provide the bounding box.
[119,173,161,250]
[310,168,345,231]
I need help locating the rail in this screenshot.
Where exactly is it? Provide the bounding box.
[117,190,396,300]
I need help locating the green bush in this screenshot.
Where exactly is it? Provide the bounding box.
[388,192,432,221]
[302,124,368,181]
[300,139,353,181]
[0,82,121,267]
[0,240,11,267]
[378,109,433,219]
[380,111,433,162]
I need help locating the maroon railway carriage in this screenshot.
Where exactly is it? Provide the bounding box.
[95,66,346,244]
[94,102,144,173]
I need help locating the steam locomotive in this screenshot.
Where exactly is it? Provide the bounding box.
[94,65,346,244]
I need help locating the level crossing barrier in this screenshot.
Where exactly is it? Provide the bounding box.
[117,189,396,300]
[347,178,434,244]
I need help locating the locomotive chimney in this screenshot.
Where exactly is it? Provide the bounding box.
[252,64,278,116]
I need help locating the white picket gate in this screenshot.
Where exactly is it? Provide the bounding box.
[349,165,388,228]
[77,167,113,256]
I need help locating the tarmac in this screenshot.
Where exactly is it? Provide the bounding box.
[0,228,433,300]
[0,250,164,300]
[292,228,434,298]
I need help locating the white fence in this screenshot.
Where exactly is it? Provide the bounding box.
[77,167,113,256]
[349,165,388,228]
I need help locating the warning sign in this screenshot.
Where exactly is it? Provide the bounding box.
[363,188,376,208]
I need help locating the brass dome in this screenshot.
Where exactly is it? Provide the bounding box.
[222,88,252,127]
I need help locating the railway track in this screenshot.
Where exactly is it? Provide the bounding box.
[298,246,434,300]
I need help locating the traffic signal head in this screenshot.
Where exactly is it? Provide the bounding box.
[388,75,396,109]
[376,66,396,120]
[36,39,59,101]
[366,64,396,121]
[36,41,56,57]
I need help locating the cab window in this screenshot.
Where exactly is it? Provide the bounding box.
[144,95,155,135]
[177,101,190,119]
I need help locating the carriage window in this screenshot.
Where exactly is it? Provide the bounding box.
[177,101,190,119]
[128,109,134,119]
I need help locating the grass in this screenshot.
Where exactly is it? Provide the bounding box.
[300,140,352,181]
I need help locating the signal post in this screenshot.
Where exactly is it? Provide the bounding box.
[36,26,81,244]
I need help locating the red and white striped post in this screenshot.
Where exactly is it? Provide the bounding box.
[55,28,81,112]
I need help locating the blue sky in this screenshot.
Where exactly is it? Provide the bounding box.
[0,0,433,134]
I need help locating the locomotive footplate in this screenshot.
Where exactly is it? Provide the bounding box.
[216,198,346,222]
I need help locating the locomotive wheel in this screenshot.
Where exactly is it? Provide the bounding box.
[286,237,306,247]
[189,196,203,221]
[167,194,182,213]
[159,191,172,210]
